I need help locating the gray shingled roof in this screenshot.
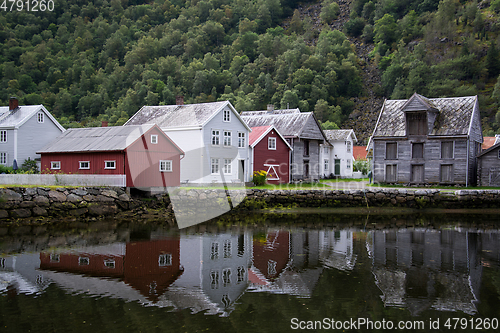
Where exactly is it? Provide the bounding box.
[37,125,155,153]
[323,129,356,142]
[240,109,313,137]
[373,95,478,137]
[0,105,65,131]
[125,101,238,129]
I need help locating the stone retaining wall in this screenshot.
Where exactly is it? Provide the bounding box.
[1,187,499,222]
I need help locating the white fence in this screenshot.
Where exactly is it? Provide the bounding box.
[0,174,127,187]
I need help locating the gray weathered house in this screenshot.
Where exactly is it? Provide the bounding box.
[477,140,500,186]
[241,107,328,181]
[368,93,482,185]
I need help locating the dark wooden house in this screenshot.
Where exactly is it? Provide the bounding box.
[249,125,292,184]
[241,107,328,182]
[477,141,500,186]
[368,93,482,185]
[38,124,184,189]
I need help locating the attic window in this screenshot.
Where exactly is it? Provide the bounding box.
[37,112,44,123]
[223,109,231,122]
[151,134,158,144]
[407,112,427,136]
[346,141,351,153]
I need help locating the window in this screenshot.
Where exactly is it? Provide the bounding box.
[223,131,231,146]
[211,158,219,174]
[78,257,89,266]
[324,147,329,154]
[104,161,116,169]
[223,109,231,122]
[0,152,6,165]
[412,143,424,159]
[104,259,115,269]
[79,161,90,169]
[223,240,231,258]
[0,130,6,143]
[386,164,397,182]
[268,260,277,276]
[324,159,329,172]
[223,159,232,174]
[151,134,158,144]
[268,137,276,150]
[50,254,60,262]
[411,164,424,183]
[210,270,219,289]
[51,161,61,170]
[159,253,172,266]
[441,164,453,183]
[37,112,44,123]
[212,130,220,145]
[347,141,351,153]
[441,141,454,159]
[211,242,219,260]
[237,267,246,283]
[347,159,351,169]
[386,142,397,160]
[304,140,310,156]
[238,132,245,148]
[407,112,427,136]
[159,160,172,172]
[222,268,231,287]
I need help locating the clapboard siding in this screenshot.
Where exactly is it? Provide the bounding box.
[477,145,500,186]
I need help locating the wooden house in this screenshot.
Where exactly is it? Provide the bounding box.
[125,100,251,184]
[477,142,500,186]
[368,93,482,185]
[320,129,357,178]
[37,124,184,189]
[249,125,292,184]
[241,107,328,182]
[0,97,65,169]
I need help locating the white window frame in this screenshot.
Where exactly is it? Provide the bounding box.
[223,131,231,146]
[159,160,172,172]
[346,141,351,153]
[79,161,90,170]
[223,239,232,258]
[223,159,232,175]
[268,137,276,150]
[222,268,231,287]
[158,253,172,267]
[211,242,219,260]
[347,159,351,169]
[104,259,115,269]
[324,146,329,154]
[238,132,245,148]
[0,152,6,165]
[324,159,329,172]
[210,270,219,289]
[223,109,231,122]
[212,130,220,145]
[37,112,44,123]
[151,134,158,144]
[104,160,116,169]
[78,257,89,266]
[51,161,61,170]
[211,158,219,174]
[0,130,7,143]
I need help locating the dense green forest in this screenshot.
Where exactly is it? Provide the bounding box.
[1,0,500,135]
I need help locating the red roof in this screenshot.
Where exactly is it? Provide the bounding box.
[249,126,272,146]
[353,146,367,160]
[482,137,496,150]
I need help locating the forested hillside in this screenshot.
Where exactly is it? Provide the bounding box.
[1,0,500,142]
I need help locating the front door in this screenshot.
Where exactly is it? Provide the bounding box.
[238,160,245,182]
[334,159,341,175]
[304,160,309,178]
[411,164,424,183]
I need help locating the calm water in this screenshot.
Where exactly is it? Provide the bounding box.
[1,211,500,332]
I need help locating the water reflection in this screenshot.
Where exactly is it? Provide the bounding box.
[2,223,500,320]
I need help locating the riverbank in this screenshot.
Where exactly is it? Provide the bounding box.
[1,186,500,225]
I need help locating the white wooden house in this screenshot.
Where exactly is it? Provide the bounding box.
[368,93,483,185]
[125,100,251,184]
[0,98,65,170]
[320,129,357,178]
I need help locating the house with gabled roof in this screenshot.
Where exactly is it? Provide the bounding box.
[477,139,500,186]
[241,107,328,182]
[249,125,292,184]
[38,124,184,189]
[368,93,483,185]
[320,129,357,178]
[125,100,251,184]
[0,98,65,169]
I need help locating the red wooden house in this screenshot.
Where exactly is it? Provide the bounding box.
[251,230,291,282]
[38,124,184,188]
[249,125,292,184]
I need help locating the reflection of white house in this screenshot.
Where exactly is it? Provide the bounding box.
[170,232,253,315]
[320,129,357,178]
[125,100,251,184]
[0,252,51,295]
[367,229,482,315]
[318,230,357,271]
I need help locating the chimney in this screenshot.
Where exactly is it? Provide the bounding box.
[9,97,18,111]
[101,121,108,127]
[176,95,184,105]
[267,104,274,113]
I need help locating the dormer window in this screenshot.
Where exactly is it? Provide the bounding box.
[407,112,427,136]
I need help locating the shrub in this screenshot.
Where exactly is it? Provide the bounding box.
[353,160,369,175]
[252,170,268,186]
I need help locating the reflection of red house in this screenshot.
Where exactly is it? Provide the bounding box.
[40,237,182,302]
[38,124,184,188]
[252,231,290,280]
[249,126,292,184]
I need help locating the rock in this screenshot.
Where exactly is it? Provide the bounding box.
[118,193,130,201]
[33,206,48,216]
[67,194,83,203]
[0,210,9,218]
[33,195,50,206]
[72,188,88,196]
[0,188,22,201]
[11,209,32,218]
[70,208,89,216]
[48,190,67,202]
[88,204,118,216]
[101,190,119,199]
